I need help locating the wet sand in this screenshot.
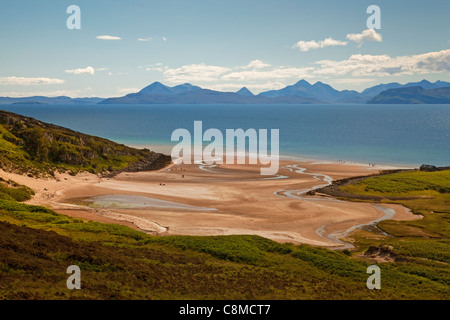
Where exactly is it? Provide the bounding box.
[0,159,421,249]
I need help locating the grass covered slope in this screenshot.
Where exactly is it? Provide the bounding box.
[0,189,448,299]
[0,110,171,176]
[341,170,450,238]
[342,170,450,196]
[337,169,449,293]
[0,177,35,201]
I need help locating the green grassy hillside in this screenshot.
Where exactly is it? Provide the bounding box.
[342,170,450,195]
[0,177,34,201]
[0,110,171,176]
[341,170,450,237]
[0,178,448,299]
[338,169,449,297]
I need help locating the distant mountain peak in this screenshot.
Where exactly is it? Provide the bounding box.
[2,79,450,106]
[171,83,202,94]
[145,81,165,88]
[236,87,254,96]
[136,81,203,96]
[369,86,450,104]
[294,79,312,87]
[313,81,333,88]
[177,83,196,88]
[139,81,173,95]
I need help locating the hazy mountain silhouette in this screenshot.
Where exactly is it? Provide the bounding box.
[100,82,319,104]
[368,86,450,104]
[1,80,449,105]
[236,87,254,96]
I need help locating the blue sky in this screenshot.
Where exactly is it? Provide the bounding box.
[0,0,449,97]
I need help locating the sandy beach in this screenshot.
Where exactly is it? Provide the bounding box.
[0,159,421,249]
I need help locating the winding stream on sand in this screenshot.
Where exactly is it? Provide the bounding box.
[182,160,409,249]
[273,164,403,249]
[274,164,334,199]
[315,205,396,249]
[194,159,289,180]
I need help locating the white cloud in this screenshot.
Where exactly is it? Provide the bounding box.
[163,63,231,82]
[313,49,450,77]
[292,37,347,52]
[160,61,315,94]
[143,63,164,72]
[157,51,449,93]
[222,67,314,81]
[138,37,152,42]
[162,36,167,42]
[331,78,376,85]
[346,29,382,47]
[146,66,163,72]
[292,30,382,52]
[64,66,95,75]
[0,89,88,98]
[163,61,312,84]
[242,59,272,69]
[118,88,140,95]
[0,76,65,85]
[96,35,122,40]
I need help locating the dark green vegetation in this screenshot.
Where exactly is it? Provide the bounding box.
[0,199,448,299]
[341,170,450,240]
[0,110,171,176]
[368,86,450,104]
[0,170,449,299]
[342,169,450,195]
[0,177,34,202]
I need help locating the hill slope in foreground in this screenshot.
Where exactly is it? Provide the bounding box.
[0,111,448,299]
[0,110,171,176]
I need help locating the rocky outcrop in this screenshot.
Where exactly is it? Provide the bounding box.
[420,164,438,172]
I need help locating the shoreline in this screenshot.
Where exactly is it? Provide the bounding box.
[0,157,420,249]
[126,142,420,171]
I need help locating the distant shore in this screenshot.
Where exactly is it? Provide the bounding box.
[127,142,419,170]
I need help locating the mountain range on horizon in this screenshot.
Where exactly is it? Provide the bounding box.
[368,86,450,104]
[1,79,449,105]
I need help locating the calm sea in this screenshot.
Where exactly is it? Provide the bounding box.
[1,104,449,167]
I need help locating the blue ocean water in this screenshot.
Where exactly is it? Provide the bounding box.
[1,104,449,167]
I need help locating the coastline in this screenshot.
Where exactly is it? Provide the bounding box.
[127,142,420,171]
[0,154,421,249]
